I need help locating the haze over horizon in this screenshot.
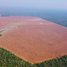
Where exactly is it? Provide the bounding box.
[0,0,67,10]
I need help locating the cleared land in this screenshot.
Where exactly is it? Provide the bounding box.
[0,16,67,64]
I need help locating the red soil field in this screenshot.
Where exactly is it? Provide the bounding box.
[0,16,67,64]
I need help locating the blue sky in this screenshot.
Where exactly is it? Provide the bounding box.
[0,0,67,9]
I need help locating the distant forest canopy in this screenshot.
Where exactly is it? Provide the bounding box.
[1,14,10,17]
[0,8,67,27]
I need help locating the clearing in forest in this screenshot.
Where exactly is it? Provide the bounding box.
[0,16,67,64]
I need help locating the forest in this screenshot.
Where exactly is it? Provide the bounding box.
[0,47,67,67]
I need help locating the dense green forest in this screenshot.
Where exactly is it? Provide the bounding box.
[0,47,67,67]
[0,47,32,67]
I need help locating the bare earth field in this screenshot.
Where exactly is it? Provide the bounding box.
[0,16,67,64]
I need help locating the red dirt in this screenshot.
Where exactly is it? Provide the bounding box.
[0,16,67,64]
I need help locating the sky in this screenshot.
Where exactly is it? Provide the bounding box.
[0,0,67,10]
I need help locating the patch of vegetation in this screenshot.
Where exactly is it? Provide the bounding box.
[0,47,67,67]
[0,34,2,37]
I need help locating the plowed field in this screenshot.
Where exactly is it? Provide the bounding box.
[0,16,67,64]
